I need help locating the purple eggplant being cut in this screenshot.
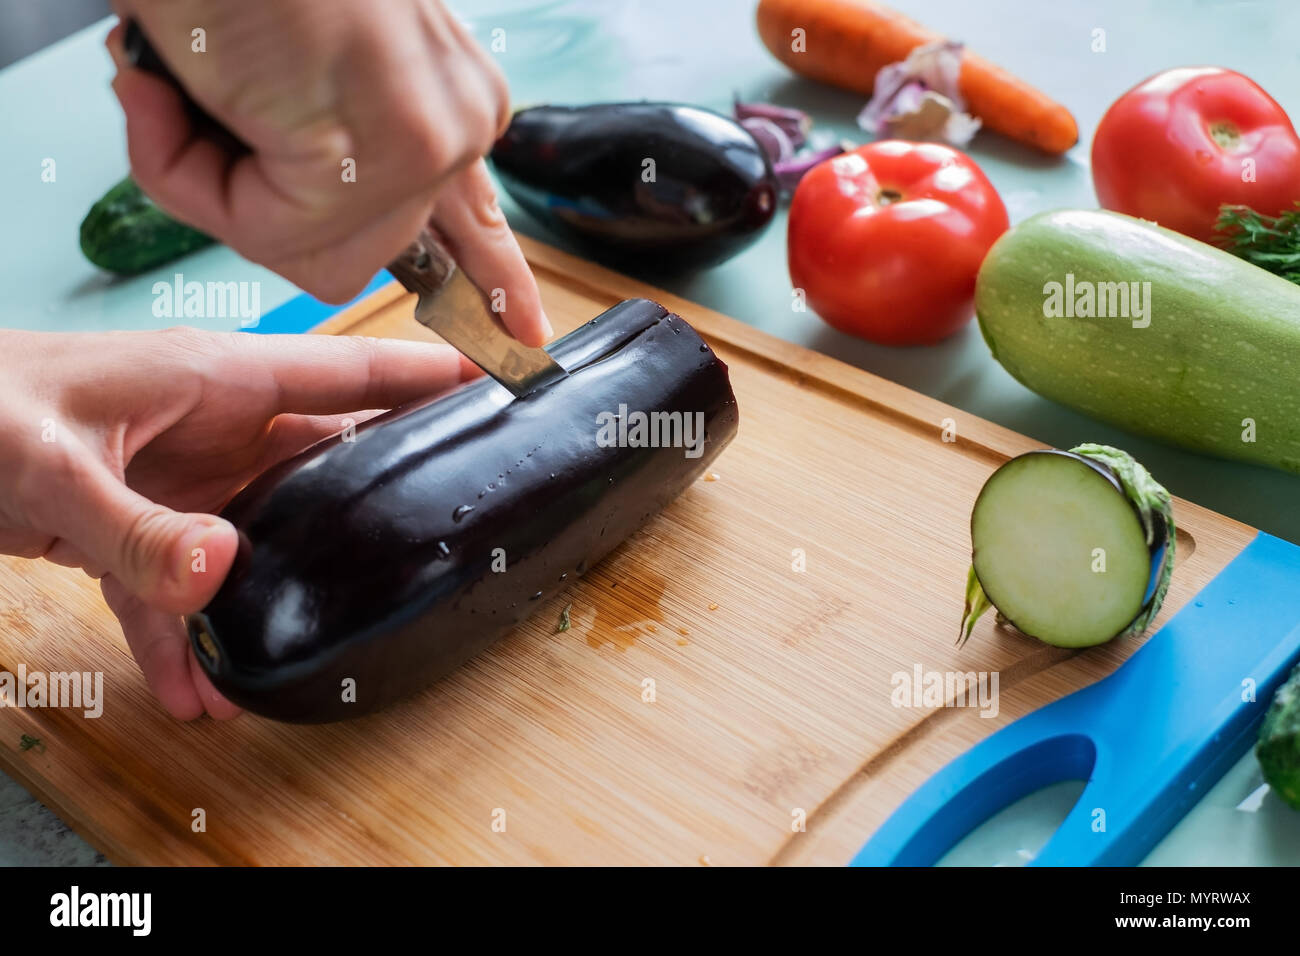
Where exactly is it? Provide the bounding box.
[186,299,738,723]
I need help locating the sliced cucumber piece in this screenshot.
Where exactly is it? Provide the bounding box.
[960,445,1174,649]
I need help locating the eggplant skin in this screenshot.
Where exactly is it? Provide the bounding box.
[186,299,738,723]
[490,103,777,271]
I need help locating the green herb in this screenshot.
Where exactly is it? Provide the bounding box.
[1215,203,1300,285]
[556,604,572,633]
[19,734,44,753]
[1258,662,1300,810]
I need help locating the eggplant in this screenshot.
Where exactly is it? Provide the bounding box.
[185,299,737,723]
[489,103,778,272]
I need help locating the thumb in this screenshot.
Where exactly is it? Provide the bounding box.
[41,456,238,614]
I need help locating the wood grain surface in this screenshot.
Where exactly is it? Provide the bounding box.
[0,235,1255,865]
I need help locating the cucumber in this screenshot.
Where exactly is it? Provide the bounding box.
[960,444,1174,649]
[976,209,1300,475]
[1258,663,1300,810]
[80,176,214,275]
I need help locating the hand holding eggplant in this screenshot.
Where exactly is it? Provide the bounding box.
[0,327,478,719]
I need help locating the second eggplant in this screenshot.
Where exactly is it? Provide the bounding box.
[490,102,778,272]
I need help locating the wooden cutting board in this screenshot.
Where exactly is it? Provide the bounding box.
[0,236,1256,865]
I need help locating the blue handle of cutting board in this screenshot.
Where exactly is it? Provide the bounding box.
[851,531,1300,867]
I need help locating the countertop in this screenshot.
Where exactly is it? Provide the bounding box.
[2,0,1298,865]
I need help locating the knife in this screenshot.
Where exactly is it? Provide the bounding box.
[387,231,568,397]
[122,18,567,398]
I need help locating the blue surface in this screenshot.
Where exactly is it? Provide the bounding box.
[245,272,389,335]
[852,532,1300,866]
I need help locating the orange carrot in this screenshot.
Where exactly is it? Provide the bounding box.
[755,0,1078,154]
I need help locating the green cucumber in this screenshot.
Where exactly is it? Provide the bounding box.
[976,209,1300,475]
[1258,663,1300,810]
[80,177,214,275]
[960,444,1174,649]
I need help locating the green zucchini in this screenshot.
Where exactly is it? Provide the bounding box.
[1258,663,1300,810]
[960,444,1174,649]
[80,177,214,275]
[976,209,1300,475]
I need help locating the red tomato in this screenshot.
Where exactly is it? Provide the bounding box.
[1092,67,1300,243]
[787,141,1008,346]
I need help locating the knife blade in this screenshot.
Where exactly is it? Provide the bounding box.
[387,231,568,398]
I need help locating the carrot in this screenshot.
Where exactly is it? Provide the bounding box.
[755,0,1078,155]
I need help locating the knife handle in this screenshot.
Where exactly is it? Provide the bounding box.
[122,18,248,154]
[388,230,459,299]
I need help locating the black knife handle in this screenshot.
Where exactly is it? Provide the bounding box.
[122,18,248,154]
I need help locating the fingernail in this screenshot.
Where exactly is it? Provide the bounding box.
[539,309,555,343]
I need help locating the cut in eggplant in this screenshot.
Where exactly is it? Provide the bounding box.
[960,445,1174,649]
[186,299,738,723]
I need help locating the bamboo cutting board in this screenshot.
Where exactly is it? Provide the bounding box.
[0,236,1258,865]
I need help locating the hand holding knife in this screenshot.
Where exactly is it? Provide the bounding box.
[122,18,566,398]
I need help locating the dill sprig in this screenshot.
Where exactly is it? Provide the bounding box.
[1215,202,1300,285]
